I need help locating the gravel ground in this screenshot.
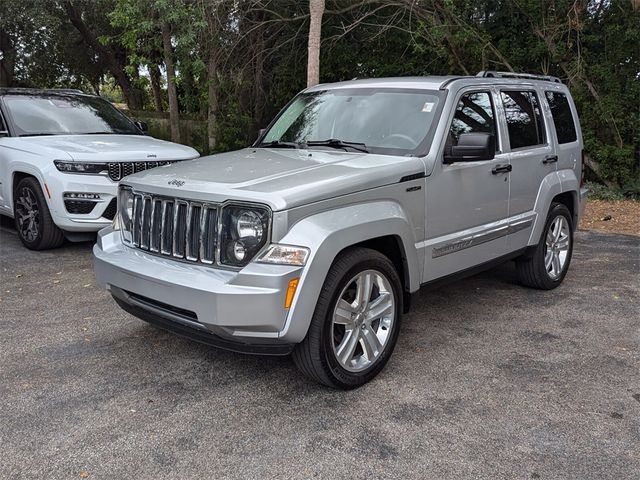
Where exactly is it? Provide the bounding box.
[580,199,640,237]
[1,220,639,480]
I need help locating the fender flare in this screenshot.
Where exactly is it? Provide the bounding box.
[9,163,50,211]
[277,200,420,343]
[528,169,579,245]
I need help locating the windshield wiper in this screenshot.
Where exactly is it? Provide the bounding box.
[305,139,369,153]
[258,140,301,149]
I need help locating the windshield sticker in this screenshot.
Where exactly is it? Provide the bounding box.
[422,102,434,113]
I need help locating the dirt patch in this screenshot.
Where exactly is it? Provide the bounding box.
[579,199,640,236]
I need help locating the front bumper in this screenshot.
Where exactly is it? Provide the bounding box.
[47,171,118,232]
[93,228,303,348]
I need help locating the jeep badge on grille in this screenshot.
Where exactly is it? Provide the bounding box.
[168,179,185,187]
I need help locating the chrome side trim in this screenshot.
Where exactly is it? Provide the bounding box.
[432,217,533,258]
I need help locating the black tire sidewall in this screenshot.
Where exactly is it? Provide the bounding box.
[318,251,403,388]
[14,179,44,249]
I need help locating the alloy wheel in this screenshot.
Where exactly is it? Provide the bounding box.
[331,269,395,372]
[544,215,570,280]
[15,186,40,243]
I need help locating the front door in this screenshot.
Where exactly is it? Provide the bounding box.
[423,89,510,282]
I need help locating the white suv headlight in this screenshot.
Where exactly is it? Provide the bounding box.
[54,160,108,175]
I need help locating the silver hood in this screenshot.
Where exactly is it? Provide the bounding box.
[121,147,427,211]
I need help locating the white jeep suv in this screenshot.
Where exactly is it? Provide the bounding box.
[0,88,199,249]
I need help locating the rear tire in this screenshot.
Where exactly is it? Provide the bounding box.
[293,247,402,389]
[13,177,64,250]
[516,203,573,290]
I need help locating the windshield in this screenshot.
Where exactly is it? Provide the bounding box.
[3,94,141,136]
[259,88,443,155]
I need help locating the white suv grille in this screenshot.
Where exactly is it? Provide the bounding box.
[107,161,177,181]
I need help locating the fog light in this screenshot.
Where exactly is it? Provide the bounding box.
[64,192,101,200]
[233,241,246,262]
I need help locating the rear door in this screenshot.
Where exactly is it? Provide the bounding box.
[499,88,555,250]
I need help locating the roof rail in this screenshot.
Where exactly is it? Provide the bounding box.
[46,88,85,94]
[476,71,562,84]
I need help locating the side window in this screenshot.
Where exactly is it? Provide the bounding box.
[448,91,497,150]
[501,90,546,149]
[0,110,6,132]
[545,91,577,144]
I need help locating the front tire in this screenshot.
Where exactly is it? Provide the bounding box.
[516,203,573,289]
[13,177,64,250]
[293,247,402,389]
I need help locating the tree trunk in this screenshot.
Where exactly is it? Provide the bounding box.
[149,64,164,112]
[307,0,325,87]
[62,1,143,109]
[252,18,265,131]
[0,27,15,87]
[207,48,218,152]
[161,22,180,143]
[583,153,618,190]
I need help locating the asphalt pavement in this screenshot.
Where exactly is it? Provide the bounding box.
[1,218,639,479]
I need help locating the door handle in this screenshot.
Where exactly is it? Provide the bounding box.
[543,155,558,164]
[491,164,512,174]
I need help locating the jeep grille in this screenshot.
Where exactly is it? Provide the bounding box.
[130,193,218,264]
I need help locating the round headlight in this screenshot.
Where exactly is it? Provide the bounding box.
[236,210,264,239]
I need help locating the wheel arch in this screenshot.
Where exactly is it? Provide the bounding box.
[340,235,412,313]
[528,170,580,245]
[11,168,49,212]
[276,200,421,343]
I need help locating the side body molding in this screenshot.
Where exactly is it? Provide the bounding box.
[277,201,420,343]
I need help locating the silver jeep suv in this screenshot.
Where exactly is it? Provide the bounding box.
[94,72,588,389]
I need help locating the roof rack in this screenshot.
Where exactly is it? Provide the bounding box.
[476,71,562,84]
[46,88,85,94]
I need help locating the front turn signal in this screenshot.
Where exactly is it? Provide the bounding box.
[284,278,300,309]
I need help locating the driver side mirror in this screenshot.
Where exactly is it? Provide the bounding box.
[134,121,148,133]
[444,132,495,164]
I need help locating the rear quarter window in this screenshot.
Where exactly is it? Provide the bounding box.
[545,91,577,144]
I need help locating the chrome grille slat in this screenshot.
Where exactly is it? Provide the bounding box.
[173,200,188,258]
[160,200,174,255]
[128,192,217,265]
[132,194,143,246]
[185,203,202,261]
[200,207,217,264]
[140,196,152,249]
[150,199,163,252]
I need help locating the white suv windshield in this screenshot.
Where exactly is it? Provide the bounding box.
[260,88,443,155]
[4,94,140,136]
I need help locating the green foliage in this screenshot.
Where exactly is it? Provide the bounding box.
[1,0,637,188]
[585,182,626,201]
